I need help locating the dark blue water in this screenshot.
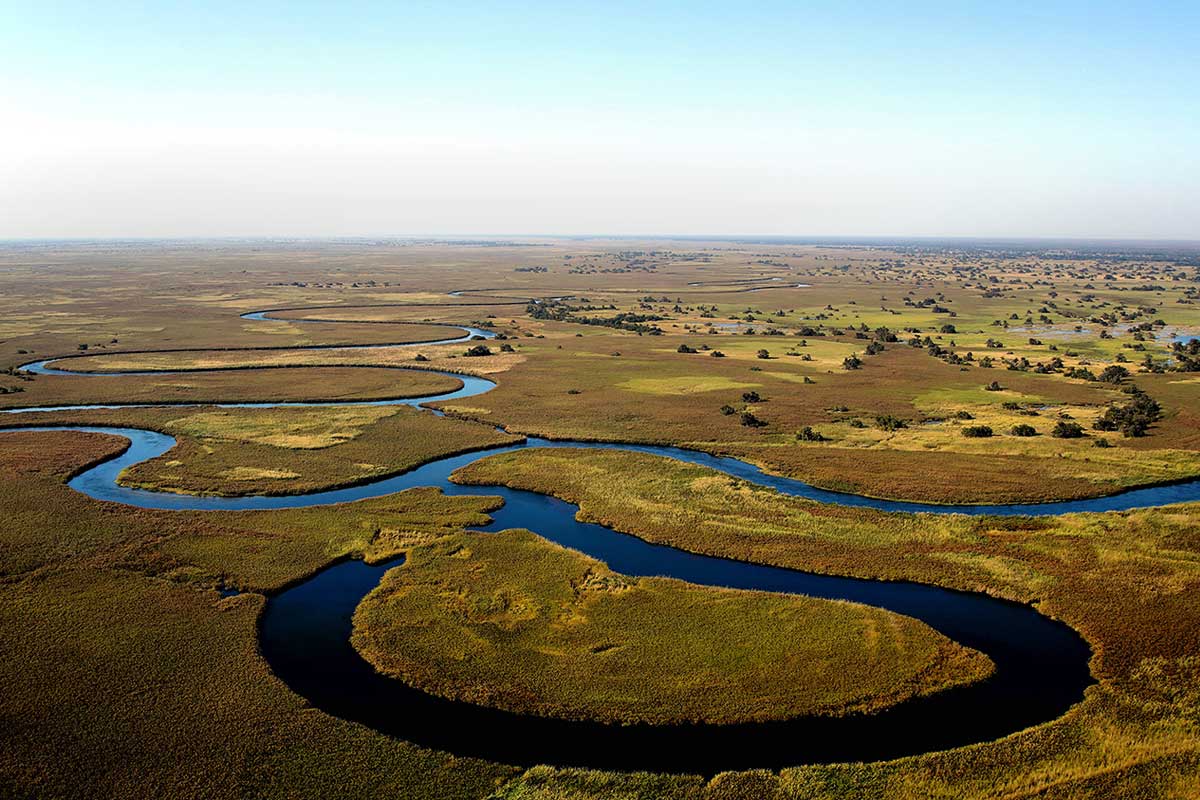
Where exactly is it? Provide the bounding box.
[2,297,1192,771]
[256,480,1093,772]
[0,421,1095,771]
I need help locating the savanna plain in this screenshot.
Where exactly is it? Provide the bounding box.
[2,237,1200,799]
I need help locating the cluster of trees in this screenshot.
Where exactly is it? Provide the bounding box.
[1173,338,1200,371]
[1094,387,1161,437]
[526,301,664,334]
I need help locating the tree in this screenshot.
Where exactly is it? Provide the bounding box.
[1052,421,1086,439]
[1099,365,1130,384]
[740,411,767,427]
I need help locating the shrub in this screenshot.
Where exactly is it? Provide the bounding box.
[1010,424,1037,437]
[875,414,908,431]
[463,344,493,357]
[843,355,863,370]
[677,344,697,354]
[756,349,770,359]
[984,381,1003,391]
[954,410,974,420]
[795,426,825,442]
[710,350,725,358]
[961,425,993,438]
[719,404,736,416]
[741,391,761,403]
[740,411,767,427]
[1052,421,1086,439]
[1099,365,1130,384]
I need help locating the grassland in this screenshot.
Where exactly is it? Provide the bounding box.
[352,529,990,725]
[0,364,466,409]
[2,239,1200,799]
[0,404,522,497]
[0,431,516,799]
[455,446,1200,798]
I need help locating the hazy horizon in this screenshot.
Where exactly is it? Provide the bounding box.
[3,1,1197,240]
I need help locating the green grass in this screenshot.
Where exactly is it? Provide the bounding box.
[454,446,1200,799]
[352,529,990,725]
[1,404,522,497]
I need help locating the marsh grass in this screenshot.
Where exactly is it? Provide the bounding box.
[352,529,990,726]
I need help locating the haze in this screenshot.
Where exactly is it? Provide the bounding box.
[2,0,1197,240]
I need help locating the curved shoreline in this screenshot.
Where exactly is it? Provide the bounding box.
[0,291,1189,773]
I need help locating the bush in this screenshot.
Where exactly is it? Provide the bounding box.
[499,343,515,352]
[1093,389,1161,437]
[719,405,736,416]
[1052,421,1086,439]
[710,350,725,358]
[741,391,761,403]
[1099,365,1130,384]
[875,414,908,431]
[463,344,493,357]
[756,349,770,359]
[1010,424,1037,437]
[954,410,974,420]
[740,411,767,427]
[842,355,863,370]
[984,381,1003,391]
[961,425,993,438]
[677,344,697,354]
[795,426,825,442]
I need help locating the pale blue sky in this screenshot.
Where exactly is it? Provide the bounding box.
[2,1,1197,238]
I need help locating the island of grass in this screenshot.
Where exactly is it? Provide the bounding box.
[351,529,993,726]
[2,403,522,497]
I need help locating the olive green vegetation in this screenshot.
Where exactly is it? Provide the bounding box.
[2,241,1200,799]
[455,447,1200,798]
[435,338,1200,505]
[0,431,515,799]
[352,529,990,726]
[0,364,464,409]
[0,403,521,497]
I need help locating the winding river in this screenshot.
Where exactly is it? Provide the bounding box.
[2,296,1197,772]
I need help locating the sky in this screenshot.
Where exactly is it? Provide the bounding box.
[1,1,1197,240]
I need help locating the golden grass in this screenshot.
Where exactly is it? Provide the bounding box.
[352,529,990,725]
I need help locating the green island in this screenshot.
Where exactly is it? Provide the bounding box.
[352,529,992,725]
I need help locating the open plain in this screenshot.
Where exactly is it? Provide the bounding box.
[2,238,1200,798]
